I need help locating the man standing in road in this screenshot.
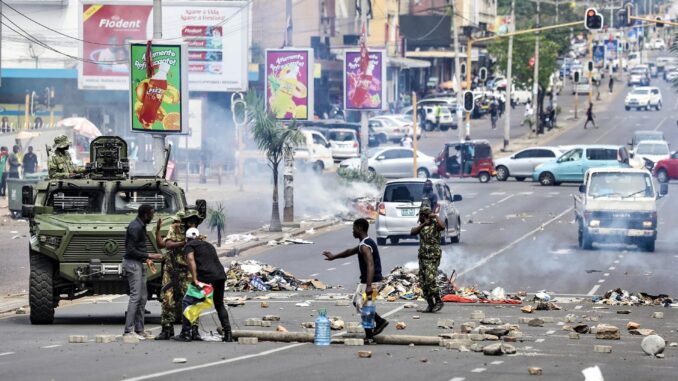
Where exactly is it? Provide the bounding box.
[434,104,442,130]
[489,100,499,130]
[8,145,21,179]
[323,218,389,344]
[422,179,438,212]
[123,204,163,339]
[584,102,597,129]
[608,75,614,94]
[410,202,446,313]
[173,228,233,342]
[23,146,38,175]
[0,147,8,197]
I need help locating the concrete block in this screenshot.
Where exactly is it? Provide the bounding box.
[594,345,612,353]
[69,335,88,343]
[238,337,258,345]
[437,319,455,329]
[122,335,139,344]
[260,321,272,328]
[260,302,270,308]
[461,322,476,333]
[540,317,554,323]
[469,334,485,341]
[262,315,281,321]
[344,338,365,346]
[444,339,473,350]
[519,317,533,324]
[357,350,372,358]
[528,367,543,376]
[95,335,116,344]
[652,312,664,319]
[173,358,187,364]
[503,336,518,343]
[528,319,544,327]
[565,314,576,323]
[595,324,620,340]
[245,318,263,327]
[481,318,503,325]
[335,300,350,306]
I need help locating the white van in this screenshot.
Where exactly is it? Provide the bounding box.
[295,129,334,172]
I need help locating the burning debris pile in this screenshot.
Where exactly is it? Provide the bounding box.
[347,196,378,220]
[377,265,521,304]
[593,288,675,306]
[225,260,327,292]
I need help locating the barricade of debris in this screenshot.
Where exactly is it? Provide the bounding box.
[225,260,327,292]
[593,288,675,306]
[377,265,521,304]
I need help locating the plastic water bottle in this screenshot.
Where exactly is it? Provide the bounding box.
[314,308,331,346]
[361,291,376,329]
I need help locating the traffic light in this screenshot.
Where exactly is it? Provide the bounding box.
[617,3,633,27]
[656,17,664,28]
[587,60,593,72]
[573,71,580,83]
[585,8,603,30]
[460,63,467,78]
[479,67,487,82]
[463,91,474,112]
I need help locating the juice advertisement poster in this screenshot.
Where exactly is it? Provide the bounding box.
[265,49,314,120]
[344,50,386,111]
[129,42,188,134]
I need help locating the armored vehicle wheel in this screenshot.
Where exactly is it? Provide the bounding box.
[29,251,55,324]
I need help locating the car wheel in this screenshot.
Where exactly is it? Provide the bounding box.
[657,169,669,183]
[515,176,526,182]
[625,106,630,111]
[656,101,662,111]
[377,237,387,246]
[390,237,400,245]
[450,218,461,244]
[440,124,449,131]
[440,222,449,246]
[312,161,324,173]
[417,168,430,178]
[30,250,55,325]
[578,223,593,250]
[478,172,491,183]
[640,238,655,252]
[424,121,435,132]
[495,166,509,181]
[367,167,377,179]
[378,135,387,144]
[539,172,555,186]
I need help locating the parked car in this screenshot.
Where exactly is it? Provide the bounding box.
[494,146,563,181]
[624,86,662,111]
[510,85,532,104]
[532,145,622,186]
[295,129,335,172]
[649,38,666,50]
[375,178,462,246]
[654,151,678,183]
[628,130,666,152]
[338,147,438,178]
[300,120,382,148]
[326,128,359,161]
[401,103,455,131]
[370,115,420,142]
[436,140,496,183]
[632,140,670,167]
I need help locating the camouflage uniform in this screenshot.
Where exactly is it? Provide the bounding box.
[160,224,192,327]
[417,209,443,303]
[48,135,84,179]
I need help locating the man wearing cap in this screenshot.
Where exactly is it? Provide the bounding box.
[173,227,232,342]
[48,135,84,179]
[410,200,446,313]
[153,211,190,340]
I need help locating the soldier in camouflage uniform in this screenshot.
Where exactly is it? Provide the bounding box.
[48,135,85,179]
[410,200,446,313]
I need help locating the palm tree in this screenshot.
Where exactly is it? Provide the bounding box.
[246,92,303,232]
[207,203,226,247]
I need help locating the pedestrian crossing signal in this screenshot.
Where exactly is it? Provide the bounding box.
[585,8,603,30]
[463,91,474,113]
[574,71,580,83]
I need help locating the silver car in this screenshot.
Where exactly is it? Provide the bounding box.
[494,146,563,181]
[375,178,462,245]
[338,147,438,178]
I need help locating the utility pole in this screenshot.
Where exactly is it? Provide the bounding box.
[283,0,295,224]
[555,0,559,23]
[587,32,593,106]
[359,0,369,173]
[152,0,166,176]
[503,0,515,150]
[450,0,463,142]
[531,0,540,132]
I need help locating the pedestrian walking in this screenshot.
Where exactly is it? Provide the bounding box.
[8,145,21,179]
[0,147,7,197]
[123,204,163,339]
[23,146,38,175]
[595,79,601,101]
[434,104,442,130]
[608,76,614,93]
[400,134,413,148]
[489,100,499,130]
[172,228,233,342]
[410,202,446,313]
[521,100,533,127]
[584,102,597,129]
[322,218,388,344]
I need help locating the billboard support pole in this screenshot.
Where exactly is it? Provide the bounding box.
[283,0,294,224]
[503,0,514,151]
[151,0,167,178]
[359,0,369,175]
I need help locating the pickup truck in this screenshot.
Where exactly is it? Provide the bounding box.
[574,168,668,252]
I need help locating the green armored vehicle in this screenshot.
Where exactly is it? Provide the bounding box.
[21,136,205,324]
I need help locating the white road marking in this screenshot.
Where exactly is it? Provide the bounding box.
[457,207,573,278]
[536,339,545,343]
[490,361,504,365]
[342,262,351,266]
[496,194,514,204]
[326,268,336,271]
[449,378,466,381]
[597,279,606,283]
[490,192,506,196]
[41,345,61,349]
[613,260,620,264]
[603,273,610,277]
[654,116,667,131]
[587,285,601,296]
[0,352,15,356]
[574,305,583,310]
[518,191,534,196]
[619,254,624,258]
[471,368,486,373]
[545,330,555,335]
[608,266,616,270]
[548,191,560,195]
[309,273,319,277]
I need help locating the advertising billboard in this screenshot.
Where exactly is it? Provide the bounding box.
[265,49,314,120]
[592,44,605,68]
[79,1,249,92]
[343,49,386,111]
[129,42,188,134]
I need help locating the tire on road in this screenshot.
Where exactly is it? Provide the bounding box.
[515,176,526,182]
[29,250,56,325]
[656,169,669,183]
[417,168,430,178]
[377,237,387,246]
[478,171,491,183]
[640,238,655,252]
[495,166,509,181]
[450,218,461,244]
[656,101,662,111]
[440,222,449,246]
[539,172,556,186]
[390,237,400,245]
[312,161,324,173]
[578,223,593,250]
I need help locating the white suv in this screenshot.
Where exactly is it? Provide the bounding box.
[624,86,662,111]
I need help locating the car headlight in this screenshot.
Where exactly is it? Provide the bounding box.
[642,221,653,228]
[589,220,600,227]
[39,235,62,248]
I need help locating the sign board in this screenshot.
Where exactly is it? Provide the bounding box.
[129,41,188,134]
[492,15,513,35]
[79,1,249,92]
[344,49,387,111]
[604,39,618,61]
[265,49,314,120]
[592,44,605,68]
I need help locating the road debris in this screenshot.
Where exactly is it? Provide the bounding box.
[528,318,544,327]
[276,325,288,333]
[68,335,87,343]
[641,335,666,356]
[629,328,656,336]
[594,324,620,340]
[238,337,259,345]
[172,358,187,364]
[395,322,407,330]
[521,305,534,313]
[15,307,26,315]
[437,319,454,329]
[652,312,664,319]
[357,350,372,358]
[594,288,674,306]
[330,318,345,330]
[226,260,327,292]
[593,345,612,353]
[528,367,543,376]
[574,324,590,334]
[626,321,640,330]
[569,332,580,340]
[582,365,605,381]
[260,302,269,308]
[95,335,116,343]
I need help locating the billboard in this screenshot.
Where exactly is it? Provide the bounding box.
[265,49,314,120]
[592,44,605,68]
[604,39,618,61]
[491,15,513,35]
[129,42,188,134]
[343,49,386,111]
[79,1,249,92]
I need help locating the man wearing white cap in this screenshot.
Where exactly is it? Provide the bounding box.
[172,228,232,342]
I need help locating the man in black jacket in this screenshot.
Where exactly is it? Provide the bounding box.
[123,204,163,339]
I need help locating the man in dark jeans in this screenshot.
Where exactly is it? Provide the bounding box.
[0,147,8,197]
[23,146,38,174]
[123,204,163,339]
[173,228,233,342]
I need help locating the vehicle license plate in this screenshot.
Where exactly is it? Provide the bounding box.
[402,208,416,217]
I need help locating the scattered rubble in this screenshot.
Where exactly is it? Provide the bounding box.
[276,325,288,333]
[582,365,605,381]
[521,305,534,314]
[594,324,620,340]
[629,329,656,336]
[357,350,372,358]
[483,343,516,356]
[395,322,407,330]
[172,358,187,364]
[569,333,580,340]
[238,337,258,345]
[528,319,544,327]
[330,318,345,331]
[226,260,327,292]
[574,324,590,334]
[68,335,87,343]
[528,367,543,376]
[260,302,270,308]
[652,312,664,319]
[594,288,674,306]
[95,335,116,343]
[593,345,612,353]
[641,335,666,356]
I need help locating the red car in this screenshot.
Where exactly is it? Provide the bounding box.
[654,151,678,183]
[436,140,496,183]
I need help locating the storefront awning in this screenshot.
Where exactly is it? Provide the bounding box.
[388,57,431,69]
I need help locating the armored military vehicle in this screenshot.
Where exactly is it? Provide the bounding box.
[21,136,205,324]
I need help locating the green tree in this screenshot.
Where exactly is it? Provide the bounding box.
[488,36,560,91]
[245,91,303,232]
[207,203,226,247]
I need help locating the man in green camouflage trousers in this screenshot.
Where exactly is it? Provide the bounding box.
[411,201,446,313]
[48,135,85,179]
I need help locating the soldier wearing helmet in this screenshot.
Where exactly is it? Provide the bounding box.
[48,135,85,179]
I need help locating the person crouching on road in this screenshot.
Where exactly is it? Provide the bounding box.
[123,204,163,339]
[173,228,233,342]
[410,201,446,313]
[322,218,389,344]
